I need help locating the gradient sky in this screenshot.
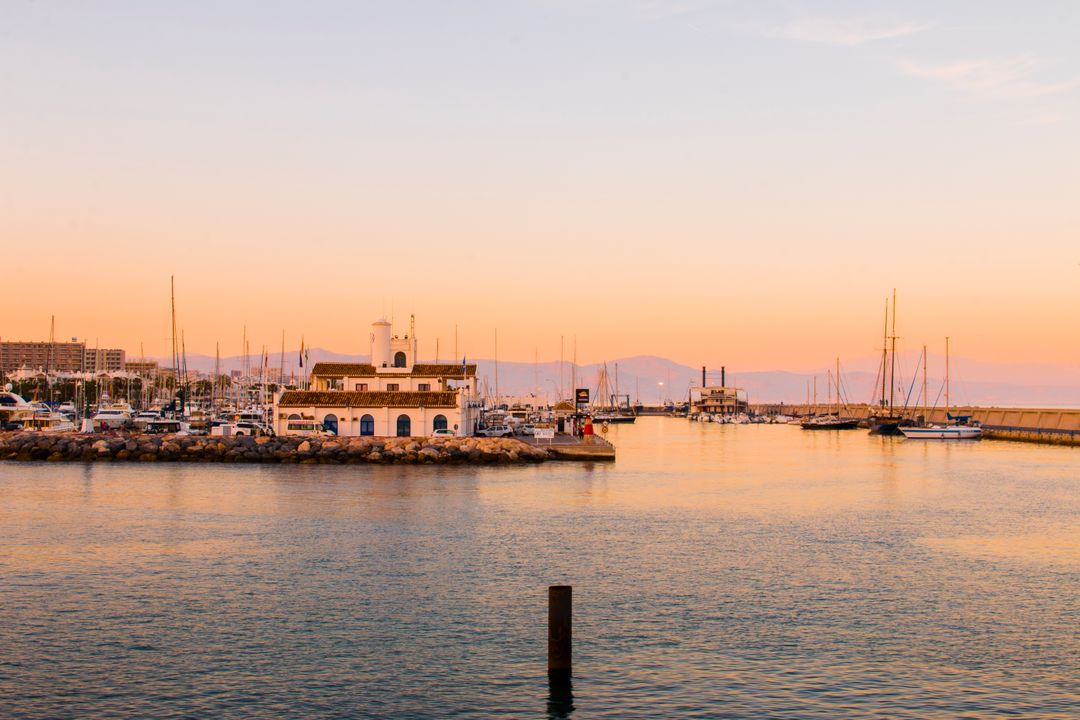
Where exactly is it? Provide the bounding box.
[2,1,1078,370]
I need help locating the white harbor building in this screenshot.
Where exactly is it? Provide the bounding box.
[273,317,479,437]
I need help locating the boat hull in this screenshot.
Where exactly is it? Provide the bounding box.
[900,426,983,440]
[868,416,905,435]
[801,419,860,430]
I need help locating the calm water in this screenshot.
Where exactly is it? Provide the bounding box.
[2,419,1078,719]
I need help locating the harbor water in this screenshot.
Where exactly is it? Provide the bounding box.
[2,419,1078,718]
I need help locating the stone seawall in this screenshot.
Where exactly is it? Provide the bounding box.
[0,432,550,465]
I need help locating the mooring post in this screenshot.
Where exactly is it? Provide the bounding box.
[548,585,572,678]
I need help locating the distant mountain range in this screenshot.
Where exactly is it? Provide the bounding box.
[164,349,1080,408]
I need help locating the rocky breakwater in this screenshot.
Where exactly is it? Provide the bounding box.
[0,432,550,465]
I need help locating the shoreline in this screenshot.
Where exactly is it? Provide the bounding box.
[0,432,549,465]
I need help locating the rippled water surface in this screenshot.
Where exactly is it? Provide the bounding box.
[2,419,1078,718]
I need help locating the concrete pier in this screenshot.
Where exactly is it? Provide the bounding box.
[522,435,616,461]
[751,403,1080,447]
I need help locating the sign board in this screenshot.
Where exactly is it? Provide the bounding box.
[534,427,555,440]
[575,388,590,406]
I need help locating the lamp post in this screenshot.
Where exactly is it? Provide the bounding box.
[657,381,664,406]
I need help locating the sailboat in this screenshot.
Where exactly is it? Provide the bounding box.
[900,337,982,440]
[868,290,909,435]
[591,362,637,423]
[801,359,859,430]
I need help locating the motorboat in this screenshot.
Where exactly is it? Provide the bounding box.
[92,403,134,430]
[22,411,77,433]
[132,410,161,430]
[0,392,33,429]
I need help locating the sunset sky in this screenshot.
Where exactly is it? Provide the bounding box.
[3,1,1078,371]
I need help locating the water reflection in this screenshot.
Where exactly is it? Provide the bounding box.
[547,676,575,718]
[1,419,1077,719]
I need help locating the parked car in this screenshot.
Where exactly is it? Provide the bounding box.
[475,425,513,438]
[431,428,456,437]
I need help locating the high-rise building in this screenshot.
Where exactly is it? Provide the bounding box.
[84,348,127,374]
[0,340,87,373]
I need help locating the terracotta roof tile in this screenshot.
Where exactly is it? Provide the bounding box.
[410,363,477,377]
[278,390,459,408]
[309,362,476,378]
[309,362,376,376]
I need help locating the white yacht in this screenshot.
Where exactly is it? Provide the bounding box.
[0,392,33,429]
[22,411,76,433]
[132,410,161,430]
[92,402,134,430]
[900,415,983,440]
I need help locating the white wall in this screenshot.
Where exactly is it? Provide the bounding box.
[275,404,463,437]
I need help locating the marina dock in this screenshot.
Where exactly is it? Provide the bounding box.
[522,435,617,461]
[751,403,1080,447]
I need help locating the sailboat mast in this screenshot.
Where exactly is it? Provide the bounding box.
[170,276,180,412]
[945,336,950,414]
[571,336,577,404]
[836,357,841,414]
[614,362,619,407]
[922,344,928,423]
[881,298,888,409]
[215,342,220,406]
[494,328,499,406]
[889,289,898,413]
[559,336,564,402]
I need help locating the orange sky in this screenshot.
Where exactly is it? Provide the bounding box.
[2,3,1078,370]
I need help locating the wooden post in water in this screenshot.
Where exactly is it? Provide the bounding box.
[548,585,572,678]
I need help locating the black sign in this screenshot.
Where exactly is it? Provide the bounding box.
[575,388,590,405]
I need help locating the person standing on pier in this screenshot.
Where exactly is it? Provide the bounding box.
[583,416,594,445]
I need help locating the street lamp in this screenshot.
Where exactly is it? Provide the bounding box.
[657,381,664,406]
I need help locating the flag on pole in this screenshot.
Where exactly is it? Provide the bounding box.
[299,338,304,368]
[461,355,466,376]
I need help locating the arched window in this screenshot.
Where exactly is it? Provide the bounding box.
[393,351,407,368]
[396,414,411,437]
[433,414,448,432]
[360,414,375,436]
[288,413,301,420]
[322,413,338,435]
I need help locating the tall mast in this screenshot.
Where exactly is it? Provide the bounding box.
[572,336,577,404]
[279,330,285,389]
[180,329,188,414]
[215,341,221,406]
[889,289,898,413]
[836,357,841,414]
[945,336,950,414]
[614,362,620,407]
[922,344,928,423]
[881,298,888,409]
[170,276,180,411]
[559,336,564,402]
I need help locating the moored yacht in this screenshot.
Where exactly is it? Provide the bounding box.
[92,402,134,430]
[22,411,76,433]
[900,338,982,440]
[900,417,982,440]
